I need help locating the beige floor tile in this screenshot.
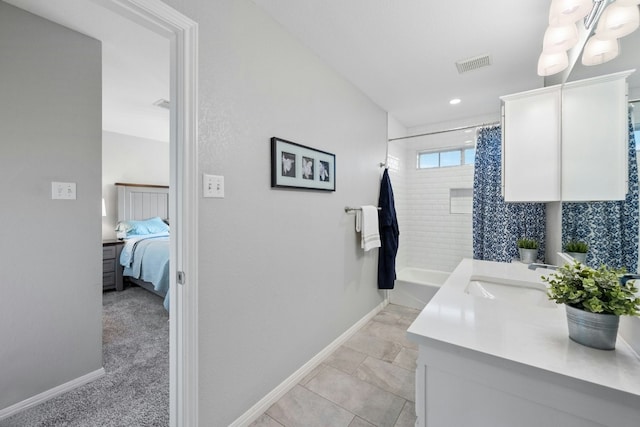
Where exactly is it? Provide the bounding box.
[394,401,417,427]
[325,346,368,375]
[355,357,415,402]
[267,385,354,427]
[344,330,403,362]
[393,347,418,372]
[249,413,285,427]
[362,320,417,350]
[372,310,403,326]
[383,304,420,319]
[305,365,405,427]
[299,363,325,386]
[349,416,376,427]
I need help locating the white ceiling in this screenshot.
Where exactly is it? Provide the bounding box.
[6,0,640,141]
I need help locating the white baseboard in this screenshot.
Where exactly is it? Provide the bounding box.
[0,368,105,421]
[230,300,388,427]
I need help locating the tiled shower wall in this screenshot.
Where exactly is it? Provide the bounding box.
[388,142,474,273]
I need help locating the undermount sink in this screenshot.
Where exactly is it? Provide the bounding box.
[465,275,556,308]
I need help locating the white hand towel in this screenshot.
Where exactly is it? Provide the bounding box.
[360,205,381,251]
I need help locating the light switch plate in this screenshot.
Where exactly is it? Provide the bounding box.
[51,182,76,200]
[203,174,224,198]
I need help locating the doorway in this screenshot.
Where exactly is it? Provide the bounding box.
[2,0,198,425]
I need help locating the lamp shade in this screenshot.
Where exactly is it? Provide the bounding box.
[542,23,579,52]
[595,4,640,39]
[537,50,569,76]
[581,35,619,66]
[102,198,107,217]
[548,0,592,25]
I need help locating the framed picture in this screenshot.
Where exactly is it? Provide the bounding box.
[271,137,336,191]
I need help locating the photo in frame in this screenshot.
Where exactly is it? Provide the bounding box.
[271,137,336,191]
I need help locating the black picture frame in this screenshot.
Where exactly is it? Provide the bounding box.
[271,137,336,191]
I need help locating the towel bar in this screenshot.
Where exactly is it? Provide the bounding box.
[344,206,381,213]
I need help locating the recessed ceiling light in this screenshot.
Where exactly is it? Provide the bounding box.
[449,98,461,105]
[465,140,473,144]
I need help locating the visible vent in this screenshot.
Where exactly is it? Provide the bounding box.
[456,54,491,74]
[153,98,170,109]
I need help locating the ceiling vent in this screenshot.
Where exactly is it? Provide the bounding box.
[153,99,170,109]
[456,54,491,74]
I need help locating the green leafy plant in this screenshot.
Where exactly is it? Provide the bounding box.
[542,261,640,316]
[517,238,538,249]
[565,240,589,253]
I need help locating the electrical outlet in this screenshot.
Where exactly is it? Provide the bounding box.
[51,182,76,200]
[203,174,224,198]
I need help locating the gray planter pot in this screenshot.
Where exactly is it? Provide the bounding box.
[518,248,538,264]
[565,304,619,350]
[566,252,587,263]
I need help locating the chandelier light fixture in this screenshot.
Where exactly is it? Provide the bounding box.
[537,0,640,76]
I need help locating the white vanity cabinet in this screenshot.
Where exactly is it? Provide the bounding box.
[501,70,632,202]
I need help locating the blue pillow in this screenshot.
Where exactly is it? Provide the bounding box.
[115,217,169,236]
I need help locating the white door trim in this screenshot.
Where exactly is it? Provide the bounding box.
[94,1,199,426]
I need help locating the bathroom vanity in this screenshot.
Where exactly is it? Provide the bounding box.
[407,259,640,427]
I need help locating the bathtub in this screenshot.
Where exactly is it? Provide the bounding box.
[389,267,450,310]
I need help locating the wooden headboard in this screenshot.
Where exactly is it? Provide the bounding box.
[116,182,170,222]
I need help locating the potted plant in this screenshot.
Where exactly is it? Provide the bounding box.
[542,261,640,350]
[564,240,588,263]
[517,238,538,264]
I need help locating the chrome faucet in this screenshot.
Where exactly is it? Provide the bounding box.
[528,263,558,271]
[620,274,640,285]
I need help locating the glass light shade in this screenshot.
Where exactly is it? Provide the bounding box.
[542,23,579,52]
[595,4,640,39]
[581,36,619,66]
[537,50,569,76]
[102,198,107,217]
[548,0,592,25]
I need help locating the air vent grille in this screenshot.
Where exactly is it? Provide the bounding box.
[456,54,491,74]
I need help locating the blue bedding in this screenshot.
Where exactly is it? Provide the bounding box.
[120,233,170,310]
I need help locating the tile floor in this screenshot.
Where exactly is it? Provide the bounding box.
[250,303,421,427]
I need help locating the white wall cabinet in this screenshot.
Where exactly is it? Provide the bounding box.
[501,86,561,202]
[501,70,632,202]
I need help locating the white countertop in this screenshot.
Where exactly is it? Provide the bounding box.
[407,258,640,397]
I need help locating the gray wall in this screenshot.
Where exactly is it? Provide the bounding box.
[162,0,388,424]
[0,1,102,410]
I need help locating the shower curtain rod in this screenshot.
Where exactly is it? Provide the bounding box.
[388,121,500,142]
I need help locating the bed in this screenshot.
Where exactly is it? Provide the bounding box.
[115,182,171,310]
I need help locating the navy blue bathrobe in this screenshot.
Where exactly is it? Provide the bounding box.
[378,169,399,289]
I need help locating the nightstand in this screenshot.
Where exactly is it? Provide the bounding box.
[103,240,124,291]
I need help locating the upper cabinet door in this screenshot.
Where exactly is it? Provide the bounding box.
[500,70,633,203]
[501,86,562,202]
[561,73,629,201]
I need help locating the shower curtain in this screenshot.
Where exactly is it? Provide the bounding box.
[562,117,639,272]
[472,126,546,262]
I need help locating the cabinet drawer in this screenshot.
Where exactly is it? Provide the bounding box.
[103,272,115,287]
[103,258,116,274]
[103,246,117,260]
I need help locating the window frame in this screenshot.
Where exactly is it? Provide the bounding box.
[417,146,475,169]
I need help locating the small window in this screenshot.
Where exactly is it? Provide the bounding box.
[417,147,475,169]
[418,152,439,169]
[440,150,461,167]
[464,148,476,165]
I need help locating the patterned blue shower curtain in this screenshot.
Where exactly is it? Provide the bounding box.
[472,126,546,262]
[562,117,639,272]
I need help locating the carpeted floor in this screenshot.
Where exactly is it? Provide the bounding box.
[0,286,169,427]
